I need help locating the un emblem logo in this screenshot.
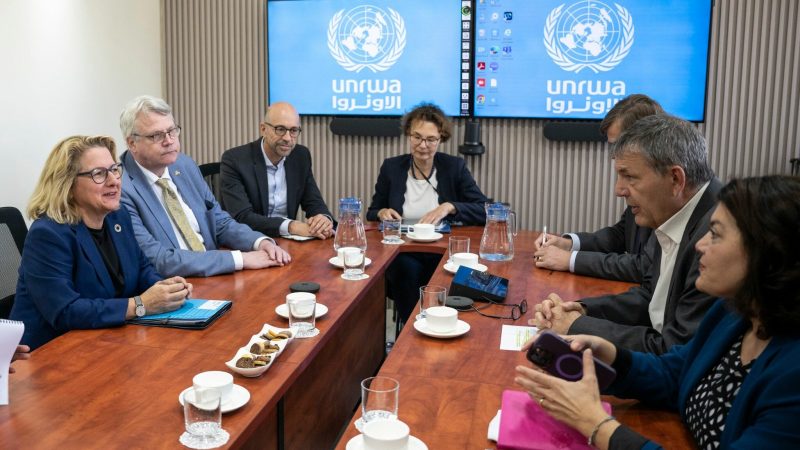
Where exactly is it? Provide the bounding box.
[328,5,406,73]
[544,1,634,73]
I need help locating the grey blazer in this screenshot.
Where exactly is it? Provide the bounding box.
[573,207,652,282]
[568,178,722,354]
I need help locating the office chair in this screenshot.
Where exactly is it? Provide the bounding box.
[791,158,799,176]
[0,206,27,319]
[199,162,222,201]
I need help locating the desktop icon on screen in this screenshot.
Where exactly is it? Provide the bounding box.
[477,94,486,104]
[489,62,499,71]
[504,11,513,21]
[477,61,486,70]
[477,78,486,87]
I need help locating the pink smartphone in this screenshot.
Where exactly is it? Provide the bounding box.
[526,331,617,390]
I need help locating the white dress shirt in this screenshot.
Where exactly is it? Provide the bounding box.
[648,181,710,332]
[261,139,292,236]
[402,169,439,220]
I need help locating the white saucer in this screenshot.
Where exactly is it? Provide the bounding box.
[329,256,373,268]
[443,262,488,274]
[275,303,328,319]
[346,434,428,450]
[413,319,470,339]
[179,384,250,414]
[405,232,443,243]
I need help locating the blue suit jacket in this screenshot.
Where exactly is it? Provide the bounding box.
[10,208,161,350]
[608,300,800,449]
[121,151,266,277]
[366,153,489,225]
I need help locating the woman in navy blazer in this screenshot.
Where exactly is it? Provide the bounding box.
[11,136,192,350]
[367,104,490,324]
[516,176,800,449]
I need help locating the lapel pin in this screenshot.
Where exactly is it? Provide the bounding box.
[114,224,122,233]
[175,170,181,176]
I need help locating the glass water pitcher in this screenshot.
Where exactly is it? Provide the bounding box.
[479,202,517,261]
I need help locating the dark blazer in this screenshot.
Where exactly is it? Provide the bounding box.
[120,151,266,277]
[607,300,800,449]
[220,140,332,237]
[572,207,652,282]
[569,178,722,354]
[10,208,161,350]
[366,153,489,225]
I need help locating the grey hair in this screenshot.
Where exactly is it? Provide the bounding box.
[119,95,173,139]
[612,114,714,189]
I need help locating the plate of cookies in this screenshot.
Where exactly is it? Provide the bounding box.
[225,325,294,377]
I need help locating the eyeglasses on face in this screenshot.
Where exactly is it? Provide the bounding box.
[76,163,124,184]
[132,126,182,144]
[264,122,302,137]
[471,298,528,321]
[408,134,441,147]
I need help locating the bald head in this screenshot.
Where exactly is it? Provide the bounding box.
[260,102,301,164]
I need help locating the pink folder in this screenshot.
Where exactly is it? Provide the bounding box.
[497,390,612,450]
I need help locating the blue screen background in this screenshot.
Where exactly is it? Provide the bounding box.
[472,0,713,120]
[268,0,464,116]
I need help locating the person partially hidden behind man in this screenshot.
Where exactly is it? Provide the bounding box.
[534,94,663,283]
[533,114,721,354]
[220,102,334,239]
[119,95,291,278]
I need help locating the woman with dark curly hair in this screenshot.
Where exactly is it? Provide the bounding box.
[516,175,800,449]
[367,103,489,324]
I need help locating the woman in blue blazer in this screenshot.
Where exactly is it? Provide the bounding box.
[367,104,490,324]
[516,175,800,449]
[11,136,192,350]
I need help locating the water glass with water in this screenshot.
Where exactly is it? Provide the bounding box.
[181,387,225,449]
[382,219,403,244]
[340,247,366,280]
[361,376,399,424]
[448,236,470,263]
[417,285,448,321]
[287,292,317,338]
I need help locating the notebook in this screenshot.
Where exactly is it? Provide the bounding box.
[128,299,232,329]
[497,390,612,450]
[0,319,25,405]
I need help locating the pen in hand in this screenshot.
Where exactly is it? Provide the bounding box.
[541,226,548,246]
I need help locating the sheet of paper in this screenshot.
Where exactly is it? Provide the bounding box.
[0,319,25,405]
[499,324,538,351]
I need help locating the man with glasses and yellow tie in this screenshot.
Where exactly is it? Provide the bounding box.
[220,102,334,239]
[119,95,291,277]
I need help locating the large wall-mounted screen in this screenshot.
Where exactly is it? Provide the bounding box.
[268,0,469,116]
[472,0,713,120]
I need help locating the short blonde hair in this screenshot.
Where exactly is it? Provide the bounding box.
[28,135,118,224]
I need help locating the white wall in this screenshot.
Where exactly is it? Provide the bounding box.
[0,0,162,218]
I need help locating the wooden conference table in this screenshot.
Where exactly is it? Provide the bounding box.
[1,227,691,449]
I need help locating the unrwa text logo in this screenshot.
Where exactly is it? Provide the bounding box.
[544,1,634,73]
[328,5,406,73]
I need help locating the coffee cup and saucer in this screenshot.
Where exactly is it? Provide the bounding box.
[346,419,428,450]
[443,252,487,274]
[178,371,251,414]
[413,306,470,339]
[405,223,443,243]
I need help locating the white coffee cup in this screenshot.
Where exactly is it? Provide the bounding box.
[286,292,316,318]
[410,223,435,238]
[193,371,234,405]
[452,252,479,269]
[425,306,458,333]
[362,419,410,450]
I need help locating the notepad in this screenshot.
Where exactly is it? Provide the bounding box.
[0,319,25,405]
[128,299,232,329]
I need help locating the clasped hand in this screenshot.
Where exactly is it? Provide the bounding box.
[529,293,585,334]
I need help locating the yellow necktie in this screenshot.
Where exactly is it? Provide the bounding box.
[155,178,206,252]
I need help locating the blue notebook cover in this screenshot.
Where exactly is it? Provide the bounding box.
[128,299,232,329]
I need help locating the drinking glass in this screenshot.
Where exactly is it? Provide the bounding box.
[361,376,399,424]
[180,387,227,449]
[287,292,317,338]
[341,247,366,280]
[416,285,448,321]
[382,219,403,244]
[448,236,470,263]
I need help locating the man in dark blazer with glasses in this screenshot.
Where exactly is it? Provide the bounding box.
[221,102,333,239]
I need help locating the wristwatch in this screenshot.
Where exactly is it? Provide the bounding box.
[134,296,146,317]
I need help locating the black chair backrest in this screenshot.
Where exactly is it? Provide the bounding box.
[0,206,27,319]
[791,158,799,176]
[198,162,222,203]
